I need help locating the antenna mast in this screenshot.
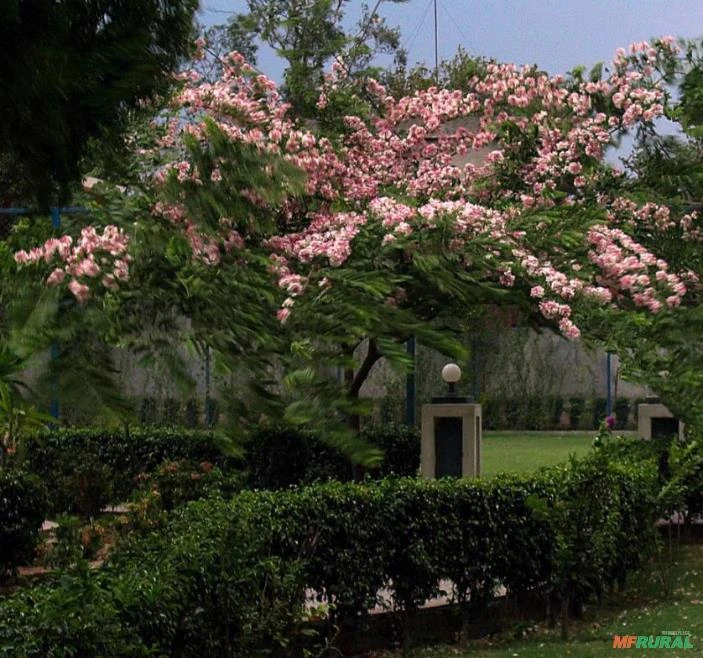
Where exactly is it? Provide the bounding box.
[433,0,439,84]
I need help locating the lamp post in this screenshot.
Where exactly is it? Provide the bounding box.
[421,363,482,478]
[441,363,461,397]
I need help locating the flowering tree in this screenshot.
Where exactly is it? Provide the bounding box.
[589,38,703,432]
[10,37,702,443]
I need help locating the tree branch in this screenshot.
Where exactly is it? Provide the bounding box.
[348,338,381,397]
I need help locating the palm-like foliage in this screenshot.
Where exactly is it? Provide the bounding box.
[0,346,53,465]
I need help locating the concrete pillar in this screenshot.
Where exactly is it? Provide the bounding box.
[421,402,482,478]
[637,402,684,440]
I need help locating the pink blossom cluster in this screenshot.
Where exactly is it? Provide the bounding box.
[14,226,130,302]
[266,212,367,270]
[587,225,686,311]
[159,40,694,337]
[12,38,681,334]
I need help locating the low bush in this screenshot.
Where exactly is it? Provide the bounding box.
[569,397,585,429]
[246,427,351,489]
[17,423,418,513]
[135,459,247,511]
[0,450,660,654]
[0,469,48,581]
[614,398,631,430]
[247,424,420,489]
[361,422,420,476]
[592,397,607,428]
[19,427,240,515]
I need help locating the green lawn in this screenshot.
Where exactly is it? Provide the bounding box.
[481,431,633,477]
[380,543,703,658]
[480,431,604,477]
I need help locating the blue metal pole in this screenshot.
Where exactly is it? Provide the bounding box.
[50,206,61,229]
[405,335,416,425]
[606,352,612,417]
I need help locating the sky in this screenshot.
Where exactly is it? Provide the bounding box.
[198,0,703,81]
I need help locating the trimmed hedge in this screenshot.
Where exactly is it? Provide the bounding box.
[0,469,48,581]
[247,423,420,489]
[19,427,240,515]
[481,396,641,431]
[0,451,660,655]
[19,424,421,513]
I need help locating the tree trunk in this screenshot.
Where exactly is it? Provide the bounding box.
[560,594,570,641]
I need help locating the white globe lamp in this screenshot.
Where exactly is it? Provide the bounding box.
[441,363,462,396]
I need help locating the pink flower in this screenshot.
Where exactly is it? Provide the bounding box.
[46,268,65,286]
[558,317,581,339]
[68,279,90,303]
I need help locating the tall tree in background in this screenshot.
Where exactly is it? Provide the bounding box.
[0,0,199,207]
[13,39,698,442]
[233,0,407,117]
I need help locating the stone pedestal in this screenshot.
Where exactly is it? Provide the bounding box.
[421,403,481,478]
[637,402,684,440]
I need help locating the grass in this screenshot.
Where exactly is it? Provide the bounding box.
[376,543,703,658]
[480,431,600,478]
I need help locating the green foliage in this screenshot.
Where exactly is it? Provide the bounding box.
[383,47,494,98]
[614,398,631,430]
[591,397,607,429]
[0,449,661,654]
[361,422,420,476]
[569,397,585,429]
[236,0,407,118]
[601,37,703,434]
[43,514,85,569]
[661,439,703,520]
[0,469,47,581]
[0,345,53,465]
[481,395,615,431]
[19,427,241,515]
[247,423,420,489]
[0,0,199,206]
[247,426,350,489]
[136,459,246,511]
[0,568,154,657]
[528,453,659,634]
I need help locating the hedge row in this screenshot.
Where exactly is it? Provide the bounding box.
[0,451,660,656]
[18,427,240,516]
[481,396,642,431]
[18,424,421,516]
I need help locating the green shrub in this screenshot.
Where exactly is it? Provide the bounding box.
[138,397,158,425]
[592,397,608,429]
[247,424,421,489]
[0,450,660,655]
[659,439,703,522]
[569,397,585,429]
[614,398,631,430]
[19,427,241,515]
[247,426,351,489]
[549,395,566,429]
[0,568,154,657]
[136,459,246,511]
[362,422,420,476]
[0,469,47,581]
[524,395,548,430]
[185,398,200,428]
